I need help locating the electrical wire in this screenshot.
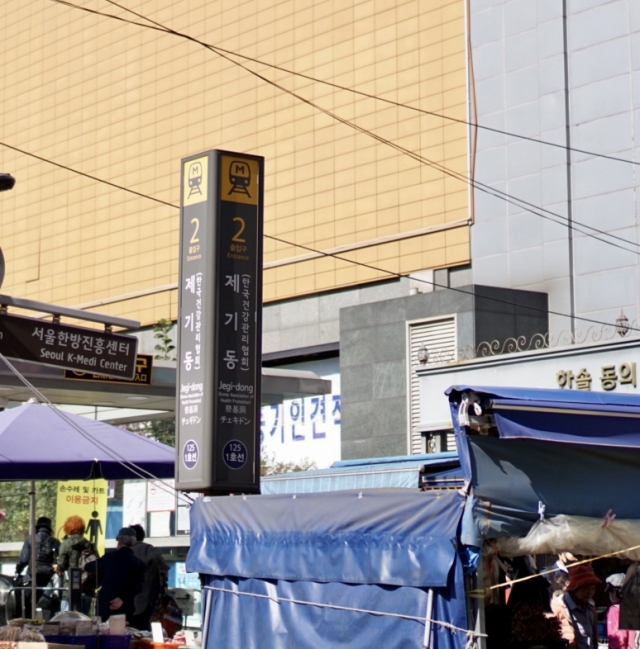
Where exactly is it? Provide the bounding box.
[0,141,177,210]
[96,0,640,251]
[3,127,637,259]
[2,137,639,332]
[0,352,192,503]
[53,0,640,169]
[0,2,635,330]
[48,0,640,256]
[263,232,640,333]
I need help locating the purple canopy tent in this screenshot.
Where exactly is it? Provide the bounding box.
[0,402,175,614]
[0,402,175,480]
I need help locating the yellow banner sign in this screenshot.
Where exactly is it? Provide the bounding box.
[55,480,108,557]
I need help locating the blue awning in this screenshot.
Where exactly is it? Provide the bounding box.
[261,452,460,494]
[188,488,465,587]
[446,386,640,545]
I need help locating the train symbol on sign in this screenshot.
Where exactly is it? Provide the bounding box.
[228,160,251,197]
[187,161,203,198]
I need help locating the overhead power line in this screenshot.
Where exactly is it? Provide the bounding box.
[2,137,637,333]
[45,0,640,257]
[0,1,633,331]
[51,0,640,169]
[0,141,177,209]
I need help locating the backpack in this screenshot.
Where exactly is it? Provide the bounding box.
[35,533,57,575]
[36,533,55,564]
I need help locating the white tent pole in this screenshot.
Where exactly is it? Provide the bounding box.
[423,588,433,649]
[29,480,36,618]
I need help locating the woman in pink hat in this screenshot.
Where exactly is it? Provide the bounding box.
[550,563,601,649]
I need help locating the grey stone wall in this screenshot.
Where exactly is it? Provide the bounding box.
[262,278,412,356]
[339,285,547,459]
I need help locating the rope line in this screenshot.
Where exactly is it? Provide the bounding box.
[203,585,488,639]
[466,542,640,597]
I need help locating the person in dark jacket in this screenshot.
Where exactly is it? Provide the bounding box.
[84,527,145,623]
[550,563,601,649]
[129,524,169,630]
[15,516,61,614]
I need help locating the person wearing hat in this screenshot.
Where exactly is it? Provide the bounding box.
[83,527,146,623]
[550,563,601,649]
[606,573,636,649]
[15,516,61,615]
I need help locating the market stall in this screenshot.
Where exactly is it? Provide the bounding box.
[180,385,640,648]
[446,385,640,648]
[187,489,469,649]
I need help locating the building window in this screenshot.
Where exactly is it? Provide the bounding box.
[424,429,456,453]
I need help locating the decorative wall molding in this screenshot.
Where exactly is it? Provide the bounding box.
[423,322,640,365]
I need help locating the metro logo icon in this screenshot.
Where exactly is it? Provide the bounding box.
[183,156,208,206]
[220,155,259,206]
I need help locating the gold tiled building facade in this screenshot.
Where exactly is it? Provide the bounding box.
[0,0,470,327]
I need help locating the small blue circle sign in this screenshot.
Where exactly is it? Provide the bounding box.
[223,439,248,470]
[183,439,199,470]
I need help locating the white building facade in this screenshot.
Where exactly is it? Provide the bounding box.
[470,0,640,338]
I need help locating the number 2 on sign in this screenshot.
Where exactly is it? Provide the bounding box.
[190,218,200,243]
[232,217,246,242]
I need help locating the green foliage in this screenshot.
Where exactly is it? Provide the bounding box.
[260,452,316,476]
[154,319,176,361]
[125,318,176,446]
[0,480,59,543]
[122,417,176,448]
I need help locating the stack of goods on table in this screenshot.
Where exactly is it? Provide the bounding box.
[0,617,64,649]
[0,612,195,649]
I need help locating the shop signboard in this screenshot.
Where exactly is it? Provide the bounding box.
[261,358,341,469]
[176,491,193,535]
[0,312,138,379]
[417,337,640,431]
[176,150,264,494]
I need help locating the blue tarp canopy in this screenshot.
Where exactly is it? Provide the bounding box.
[260,452,460,494]
[446,385,640,544]
[188,489,469,649]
